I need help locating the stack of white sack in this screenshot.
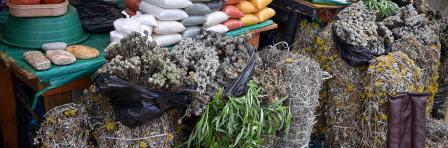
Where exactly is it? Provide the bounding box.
[110,12,157,46]
[182,0,229,39]
[138,0,191,46]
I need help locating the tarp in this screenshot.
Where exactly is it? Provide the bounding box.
[0,34,110,109]
[226,20,273,37]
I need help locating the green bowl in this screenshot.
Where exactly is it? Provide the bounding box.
[0,6,89,49]
[0,11,7,31]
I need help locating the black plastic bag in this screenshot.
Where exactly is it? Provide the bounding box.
[205,0,224,12]
[94,75,191,127]
[71,0,123,33]
[224,45,257,97]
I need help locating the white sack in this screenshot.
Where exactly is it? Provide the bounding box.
[140,25,153,36]
[154,21,186,34]
[131,14,158,26]
[152,34,182,47]
[204,11,229,27]
[206,24,229,33]
[142,0,192,8]
[113,18,142,35]
[139,2,189,21]
[110,31,125,42]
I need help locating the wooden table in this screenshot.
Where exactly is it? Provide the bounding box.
[0,24,278,148]
[273,0,347,23]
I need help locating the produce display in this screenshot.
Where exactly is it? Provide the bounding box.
[17,0,448,148]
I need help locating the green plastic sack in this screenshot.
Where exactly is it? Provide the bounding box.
[312,0,352,6]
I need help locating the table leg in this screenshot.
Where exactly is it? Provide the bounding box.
[43,92,72,112]
[0,61,18,148]
[248,33,261,49]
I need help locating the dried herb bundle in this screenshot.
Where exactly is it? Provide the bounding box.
[35,103,90,147]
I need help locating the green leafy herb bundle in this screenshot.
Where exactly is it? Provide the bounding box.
[364,0,399,17]
[186,81,291,147]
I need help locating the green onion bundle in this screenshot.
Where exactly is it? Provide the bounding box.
[187,81,291,147]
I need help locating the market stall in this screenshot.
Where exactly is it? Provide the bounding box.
[0,0,448,147]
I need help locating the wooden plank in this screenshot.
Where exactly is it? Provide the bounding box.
[250,24,278,34]
[248,33,261,49]
[294,0,346,9]
[42,77,92,97]
[44,92,72,112]
[0,60,18,148]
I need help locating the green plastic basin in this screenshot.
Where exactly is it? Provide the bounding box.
[0,6,89,49]
[0,11,7,31]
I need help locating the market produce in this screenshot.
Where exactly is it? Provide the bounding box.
[363,0,399,17]
[237,1,258,14]
[181,16,206,26]
[206,24,229,33]
[362,51,423,147]
[85,86,177,148]
[139,1,189,21]
[23,51,51,71]
[333,1,394,59]
[240,14,260,26]
[254,7,275,22]
[222,5,244,18]
[101,32,182,88]
[35,103,90,147]
[383,4,443,46]
[153,21,186,34]
[186,82,291,147]
[46,50,76,65]
[142,0,192,9]
[195,30,253,88]
[295,21,365,147]
[204,11,229,27]
[66,45,100,60]
[42,42,67,51]
[153,34,183,47]
[426,118,448,147]
[255,43,329,148]
[171,38,219,116]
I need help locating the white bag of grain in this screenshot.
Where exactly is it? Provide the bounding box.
[110,31,125,42]
[206,24,229,33]
[139,2,189,21]
[204,11,229,27]
[142,0,192,8]
[154,21,186,34]
[131,14,158,26]
[152,34,182,47]
[140,25,153,36]
[113,18,142,35]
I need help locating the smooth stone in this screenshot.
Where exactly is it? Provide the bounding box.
[46,50,76,65]
[23,51,51,70]
[66,45,100,60]
[42,42,67,51]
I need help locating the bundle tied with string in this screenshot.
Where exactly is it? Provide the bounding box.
[35,103,90,147]
[85,86,177,148]
[362,51,423,147]
[384,4,446,117]
[425,118,448,147]
[294,20,367,147]
[255,42,330,147]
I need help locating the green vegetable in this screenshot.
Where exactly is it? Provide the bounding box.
[363,0,399,17]
[186,81,291,147]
